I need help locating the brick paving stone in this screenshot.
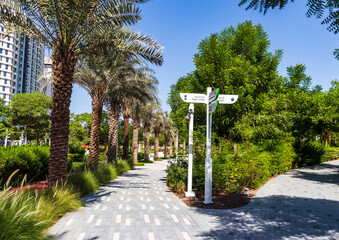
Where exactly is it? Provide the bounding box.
[49,160,339,239]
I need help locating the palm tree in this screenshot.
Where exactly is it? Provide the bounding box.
[107,58,158,163]
[152,111,164,159]
[140,102,159,161]
[162,114,176,158]
[0,0,163,184]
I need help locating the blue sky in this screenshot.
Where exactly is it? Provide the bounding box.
[70,0,338,114]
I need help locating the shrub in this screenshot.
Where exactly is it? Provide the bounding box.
[140,160,154,163]
[69,145,86,155]
[68,153,84,162]
[67,170,98,196]
[117,159,132,174]
[154,159,163,161]
[0,146,50,185]
[166,159,188,194]
[134,162,145,166]
[92,163,118,186]
[293,140,325,167]
[321,147,339,162]
[138,152,144,160]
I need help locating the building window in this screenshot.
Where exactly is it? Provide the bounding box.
[5,65,8,70]
[7,36,10,41]
[4,79,7,84]
[3,94,6,99]
[3,72,6,77]
[6,57,8,62]
[2,87,5,91]
[7,43,9,48]
[5,50,8,55]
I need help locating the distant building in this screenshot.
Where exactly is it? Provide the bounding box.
[0,25,44,104]
[41,57,53,97]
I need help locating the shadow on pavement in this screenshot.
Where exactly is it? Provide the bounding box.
[194,195,339,239]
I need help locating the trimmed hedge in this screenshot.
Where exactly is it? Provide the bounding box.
[0,146,50,184]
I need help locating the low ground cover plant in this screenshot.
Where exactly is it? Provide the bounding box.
[0,159,132,239]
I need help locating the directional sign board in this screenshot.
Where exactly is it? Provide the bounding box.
[180,93,206,104]
[208,88,219,103]
[218,94,239,104]
[209,100,219,114]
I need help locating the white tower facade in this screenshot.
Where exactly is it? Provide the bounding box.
[0,25,44,105]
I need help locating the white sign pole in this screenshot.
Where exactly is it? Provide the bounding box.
[185,104,195,197]
[204,87,213,204]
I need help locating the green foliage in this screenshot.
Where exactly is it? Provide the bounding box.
[134,162,145,166]
[166,159,188,194]
[321,147,339,162]
[154,159,163,161]
[117,160,132,174]
[138,152,145,160]
[8,92,51,144]
[68,153,84,163]
[67,170,98,196]
[140,160,154,163]
[293,140,325,167]
[69,145,86,154]
[0,185,81,240]
[92,163,118,186]
[0,146,50,185]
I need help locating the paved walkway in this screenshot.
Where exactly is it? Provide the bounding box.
[49,160,339,240]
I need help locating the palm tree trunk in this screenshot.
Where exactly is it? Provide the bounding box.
[169,138,173,155]
[123,108,130,160]
[164,134,168,158]
[154,130,159,159]
[132,117,140,163]
[144,123,151,161]
[48,49,77,186]
[89,89,105,166]
[107,103,120,163]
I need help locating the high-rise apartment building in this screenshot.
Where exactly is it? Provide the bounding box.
[0,25,44,105]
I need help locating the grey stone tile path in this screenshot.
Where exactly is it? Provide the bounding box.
[49,160,339,240]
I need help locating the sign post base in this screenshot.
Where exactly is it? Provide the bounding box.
[185,191,196,197]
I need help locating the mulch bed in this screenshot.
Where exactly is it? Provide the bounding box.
[175,189,257,209]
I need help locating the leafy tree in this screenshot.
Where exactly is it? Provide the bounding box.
[0,0,163,184]
[238,0,339,59]
[168,21,283,139]
[8,92,51,145]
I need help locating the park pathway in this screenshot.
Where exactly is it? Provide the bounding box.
[49,160,339,240]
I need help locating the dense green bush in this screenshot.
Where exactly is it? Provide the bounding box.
[293,140,325,167]
[0,146,50,184]
[167,140,296,194]
[321,147,339,162]
[138,152,144,160]
[92,163,118,186]
[68,153,84,162]
[117,159,132,174]
[67,170,98,196]
[166,159,188,194]
[69,145,86,155]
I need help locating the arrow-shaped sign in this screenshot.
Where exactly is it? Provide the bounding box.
[209,88,219,103]
[180,93,206,103]
[209,100,219,114]
[217,94,238,104]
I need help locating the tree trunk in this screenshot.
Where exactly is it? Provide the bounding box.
[169,138,173,155]
[183,139,186,155]
[122,107,130,160]
[144,123,151,161]
[89,89,105,166]
[107,103,120,163]
[36,131,40,146]
[154,130,159,159]
[164,134,168,158]
[48,47,77,186]
[132,117,140,163]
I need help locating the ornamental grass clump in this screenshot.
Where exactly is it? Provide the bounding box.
[67,170,98,196]
[0,172,81,240]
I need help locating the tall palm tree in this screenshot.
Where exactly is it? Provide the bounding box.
[107,58,158,163]
[162,114,176,159]
[152,111,164,159]
[0,0,163,184]
[140,102,159,161]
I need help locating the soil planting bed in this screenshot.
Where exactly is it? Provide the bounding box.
[175,190,256,209]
